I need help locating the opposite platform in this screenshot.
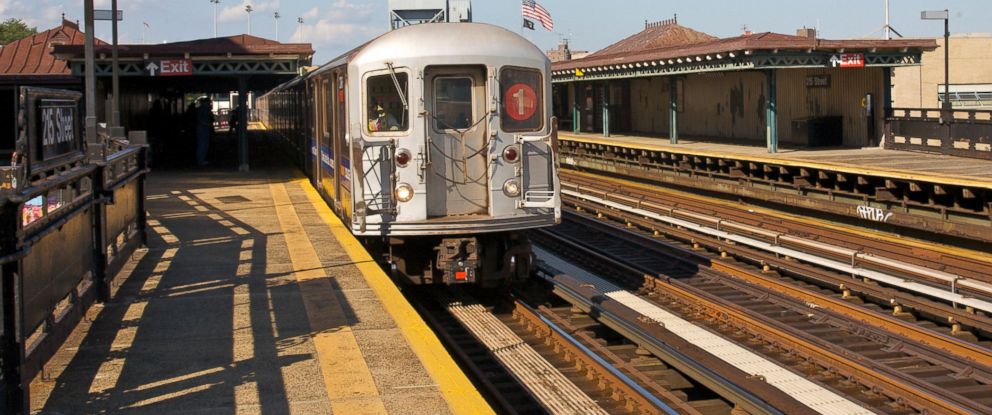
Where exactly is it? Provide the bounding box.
[28,163,490,414]
[560,132,992,188]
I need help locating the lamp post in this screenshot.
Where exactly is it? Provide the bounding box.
[921,9,950,110]
[274,11,280,41]
[297,17,304,42]
[210,0,220,37]
[245,4,253,35]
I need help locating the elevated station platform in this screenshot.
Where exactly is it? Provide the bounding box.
[27,143,490,414]
[558,132,992,244]
[561,132,992,186]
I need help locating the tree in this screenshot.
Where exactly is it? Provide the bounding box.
[0,18,38,46]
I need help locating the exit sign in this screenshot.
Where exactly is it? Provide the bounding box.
[830,53,865,68]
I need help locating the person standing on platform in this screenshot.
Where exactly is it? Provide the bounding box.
[196,97,214,166]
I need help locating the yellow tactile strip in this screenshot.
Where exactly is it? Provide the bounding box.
[269,182,390,415]
[295,179,495,415]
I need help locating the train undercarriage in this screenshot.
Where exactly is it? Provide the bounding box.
[383,232,535,287]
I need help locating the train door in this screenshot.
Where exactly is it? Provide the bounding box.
[310,81,322,187]
[319,78,336,200]
[334,71,351,218]
[424,66,489,217]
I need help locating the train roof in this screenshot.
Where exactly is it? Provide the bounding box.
[309,22,546,78]
[351,22,546,66]
[264,22,548,95]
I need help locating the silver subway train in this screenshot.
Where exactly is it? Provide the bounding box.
[258,23,561,286]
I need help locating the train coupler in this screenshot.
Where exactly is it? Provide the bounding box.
[434,237,480,284]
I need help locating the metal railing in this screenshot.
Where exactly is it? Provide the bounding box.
[0,87,148,414]
[885,107,992,160]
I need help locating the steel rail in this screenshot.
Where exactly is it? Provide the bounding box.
[534,225,984,414]
[563,194,992,371]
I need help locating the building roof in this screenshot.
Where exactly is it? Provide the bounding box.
[586,18,716,58]
[0,19,104,79]
[555,30,937,73]
[52,34,313,59]
[551,19,939,83]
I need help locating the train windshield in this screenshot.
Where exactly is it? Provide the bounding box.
[432,77,474,130]
[500,67,543,132]
[366,73,409,133]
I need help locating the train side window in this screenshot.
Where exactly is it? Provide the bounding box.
[499,67,544,132]
[366,73,409,133]
[432,77,473,130]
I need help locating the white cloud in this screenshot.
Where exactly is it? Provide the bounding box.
[289,0,383,61]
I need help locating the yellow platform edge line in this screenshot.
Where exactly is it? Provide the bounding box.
[559,133,992,190]
[565,168,992,263]
[269,183,389,415]
[296,178,495,415]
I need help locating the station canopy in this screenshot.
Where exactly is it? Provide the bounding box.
[552,19,937,82]
[51,34,313,92]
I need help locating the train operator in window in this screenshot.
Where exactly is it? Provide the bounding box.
[368,104,400,132]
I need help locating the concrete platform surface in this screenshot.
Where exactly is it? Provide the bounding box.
[28,155,488,414]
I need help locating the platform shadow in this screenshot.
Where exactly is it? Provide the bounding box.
[35,141,356,415]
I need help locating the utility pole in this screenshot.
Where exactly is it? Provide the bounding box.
[210,0,220,37]
[84,0,99,157]
[274,11,280,41]
[884,0,890,40]
[246,4,253,35]
[111,0,120,128]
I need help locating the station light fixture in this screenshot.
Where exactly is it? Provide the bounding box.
[922,9,951,110]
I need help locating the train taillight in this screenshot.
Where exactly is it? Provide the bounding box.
[395,148,411,167]
[502,145,520,163]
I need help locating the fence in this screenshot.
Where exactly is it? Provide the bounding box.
[0,87,148,414]
[885,107,992,160]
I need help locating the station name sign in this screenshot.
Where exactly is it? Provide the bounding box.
[829,53,865,68]
[19,87,84,171]
[144,59,193,77]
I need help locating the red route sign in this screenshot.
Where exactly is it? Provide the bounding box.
[505,83,537,121]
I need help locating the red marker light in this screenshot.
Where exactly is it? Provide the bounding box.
[395,149,411,167]
[503,146,519,163]
[455,270,468,281]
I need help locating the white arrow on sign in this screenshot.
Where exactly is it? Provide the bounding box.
[829,55,841,68]
[146,61,159,76]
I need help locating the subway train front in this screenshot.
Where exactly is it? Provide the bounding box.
[258,22,561,286]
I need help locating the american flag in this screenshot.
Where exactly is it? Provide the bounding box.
[521,0,553,31]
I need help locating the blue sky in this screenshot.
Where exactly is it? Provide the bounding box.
[2,1,988,63]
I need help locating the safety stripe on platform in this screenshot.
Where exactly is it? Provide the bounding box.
[296,179,495,415]
[269,183,389,415]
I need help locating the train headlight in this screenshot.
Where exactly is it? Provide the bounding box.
[395,148,411,168]
[502,179,521,197]
[502,145,520,163]
[395,183,414,203]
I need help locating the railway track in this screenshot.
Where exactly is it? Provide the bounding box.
[559,173,992,361]
[562,169,992,297]
[530,212,992,414]
[409,283,779,414]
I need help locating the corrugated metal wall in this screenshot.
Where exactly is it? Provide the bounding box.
[777,67,885,147]
[630,78,668,134]
[566,66,885,147]
[681,72,767,141]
